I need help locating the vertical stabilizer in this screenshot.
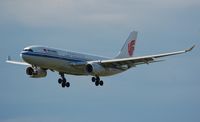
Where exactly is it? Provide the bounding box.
[115,31,138,58]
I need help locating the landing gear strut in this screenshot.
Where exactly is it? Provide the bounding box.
[91,76,104,86]
[58,73,70,88]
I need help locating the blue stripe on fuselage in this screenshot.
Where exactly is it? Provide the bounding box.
[21,52,87,63]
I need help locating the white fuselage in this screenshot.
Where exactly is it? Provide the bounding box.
[21,46,124,76]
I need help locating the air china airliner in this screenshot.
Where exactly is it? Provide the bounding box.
[7,31,195,88]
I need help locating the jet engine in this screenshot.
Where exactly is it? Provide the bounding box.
[26,67,47,78]
[86,63,105,75]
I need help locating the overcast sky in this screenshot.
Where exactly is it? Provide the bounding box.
[0,0,200,122]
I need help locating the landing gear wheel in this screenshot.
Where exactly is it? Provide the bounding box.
[58,78,62,84]
[61,83,66,88]
[66,82,70,87]
[95,80,100,86]
[99,80,104,86]
[92,77,96,82]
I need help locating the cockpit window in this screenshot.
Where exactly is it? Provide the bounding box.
[23,49,33,52]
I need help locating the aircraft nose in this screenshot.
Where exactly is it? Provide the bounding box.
[20,51,29,61]
[20,51,25,60]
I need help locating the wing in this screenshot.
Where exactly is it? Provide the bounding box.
[97,45,195,68]
[6,56,30,66]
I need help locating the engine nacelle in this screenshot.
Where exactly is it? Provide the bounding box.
[86,63,105,75]
[26,67,47,78]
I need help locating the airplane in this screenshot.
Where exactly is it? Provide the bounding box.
[6,31,195,88]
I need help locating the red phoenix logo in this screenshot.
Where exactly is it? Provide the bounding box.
[128,40,135,56]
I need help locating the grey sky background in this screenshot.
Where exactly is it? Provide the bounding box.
[0,0,200,122]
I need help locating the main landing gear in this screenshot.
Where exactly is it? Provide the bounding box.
[57,73,104,88]
[91,76,104,86]
[58,73,70,88]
